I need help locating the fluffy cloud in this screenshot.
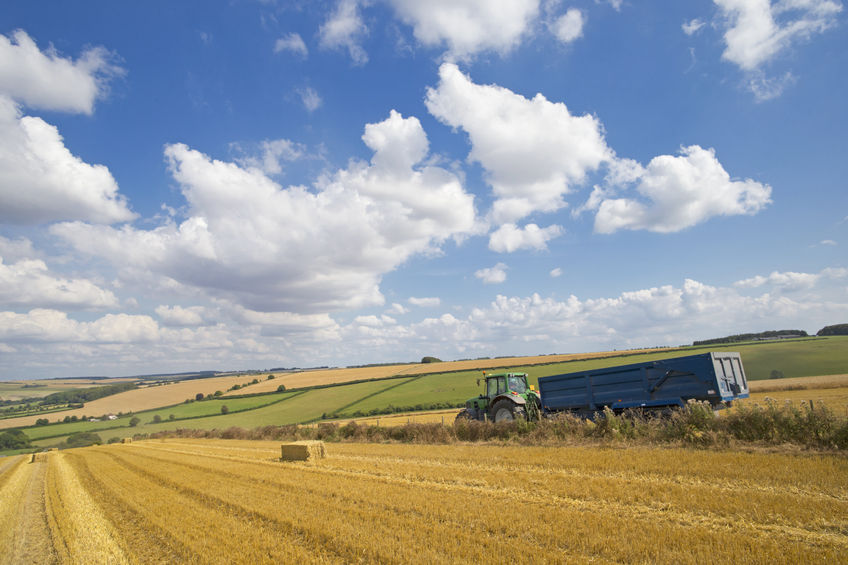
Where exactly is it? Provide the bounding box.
[409,296,441,307]
[426,63,611,226]
[387,0,540,60]
[715,0,842,71]
[475,262,508,284]
[734,267,846,290]
[0,309,159,344]
[233,138,305,175]
[592,145,772,233]
[0,257,118,309]
[52,110,475,314]
[550,8,584,43]
[488,223,563,252]
[319,0,369,65]
[297,87,322,112]
[154,305,213,327]
[0,98,133,225]
[274,33,308,58]
[0,30,121,114]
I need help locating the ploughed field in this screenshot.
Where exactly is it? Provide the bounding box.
[1,440,846,564]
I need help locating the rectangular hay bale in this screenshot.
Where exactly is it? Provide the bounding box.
[280,440,325,462]
[122,438,132,444]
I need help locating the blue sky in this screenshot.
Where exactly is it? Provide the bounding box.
[0,0,846,379]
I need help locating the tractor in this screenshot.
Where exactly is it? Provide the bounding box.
[456,372,541,422]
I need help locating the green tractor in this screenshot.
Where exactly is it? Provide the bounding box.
[456,372,541,422]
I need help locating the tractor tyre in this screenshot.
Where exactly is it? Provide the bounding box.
[490,399,524,423]
[455,409,474,422]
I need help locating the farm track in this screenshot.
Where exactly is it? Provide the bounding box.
[3,440,847,563]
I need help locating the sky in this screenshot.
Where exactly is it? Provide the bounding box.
[0,0,846,379]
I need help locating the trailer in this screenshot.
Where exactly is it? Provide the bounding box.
[537,351,749,417]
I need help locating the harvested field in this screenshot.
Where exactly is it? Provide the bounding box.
[0,375,262,430]
[2,439,844,563]
[749,374,848,393]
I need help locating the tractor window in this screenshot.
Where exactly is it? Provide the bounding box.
[497,377,506,394]
[508,375,527,394]
[487,378,498,397]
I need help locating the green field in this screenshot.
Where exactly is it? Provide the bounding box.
[5,336,847,451]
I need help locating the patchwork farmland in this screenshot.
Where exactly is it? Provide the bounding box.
[1,440,846,563]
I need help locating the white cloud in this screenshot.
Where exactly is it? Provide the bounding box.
[715,0,842,71]
[319,0,369,65]
[682,18,706,35]
[0,309,159,344]
[426,63,612,226]
[747,70,796,101]
[0,235,36,262]
[387,302,410,315]
[234,138,305,175]
[0,257,118,309]
[52,111,475,315]
[0,29,122,114]
[154,305,212,327]
[387,0,540,60]
[734,267,846,290]
[550,267,562,278]
[475,262,508,284]
[409,296,441,307]
[820,239,837,246]
[274,33,308,57]
[592,145,772,233]
[0,96,135,224]
[551,8,585,43]
[488,223,563,252]
[297,87,322,112]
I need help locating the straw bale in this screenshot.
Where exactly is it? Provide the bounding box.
[280,440,325,461]
[30,452,48,463]
[122,438,132,444]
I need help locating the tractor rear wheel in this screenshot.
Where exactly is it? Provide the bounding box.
[490,399,524,422]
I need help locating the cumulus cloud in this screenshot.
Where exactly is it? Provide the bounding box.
[715,0,842,71]
[0,309,159,344]
[426,63,611,226]
[0,97,134,224]
[233,138,305,175]
[274,33,308,57]
[319,0,369,65]
[550,8,585,43]
[475,262,508,284]
[409,296,441,307]
[52,110,476,315]
[592,145,772,234]
[488,223,563,252]
[387,0,540,60]
[154,305,213,327]
[0,29,122,114]
[734,267,846,290]
[0,257,118,309]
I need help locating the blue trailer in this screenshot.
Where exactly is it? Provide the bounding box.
[537,352,749,417]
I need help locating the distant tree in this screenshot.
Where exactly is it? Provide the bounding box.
[64,432,102,448]
[195,393,204,401]
[107,437,121,444]
[35,418,49,426]
[220,405,229,415]
[277,384,287,392]
[250,378,259,385]
[129,417,140,427]
[213,390,223,397]
[421,356,442,363]
[169,414,176,420]
[0,430,31,449]
[817,323,848,336]
[153,414,162,423]
[267,374,275,380]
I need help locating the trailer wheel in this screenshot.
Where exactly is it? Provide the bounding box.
[490,399,523,422]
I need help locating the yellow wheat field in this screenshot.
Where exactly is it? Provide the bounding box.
[1,440,845,564]
[229,348,678,396]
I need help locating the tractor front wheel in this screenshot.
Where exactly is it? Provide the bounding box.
[490,399,524,423]
[455,409,474,422]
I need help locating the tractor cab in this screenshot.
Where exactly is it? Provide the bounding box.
[457,372,541,422]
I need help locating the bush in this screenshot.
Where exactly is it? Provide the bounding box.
[169,414,176,420]
[64,431,102,448]
[277,384,287,392]
[221,405,229,415]
[107,437,121,444]
[421,356,442,363]
[129,417,140,427]
[35,418,49,426]
[770,370,785,379]
[195,393,204,401]
[267,374,275,380]
[0,430,31,450]
[152,414,162,423]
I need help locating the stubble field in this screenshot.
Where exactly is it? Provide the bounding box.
[1,439,846,564]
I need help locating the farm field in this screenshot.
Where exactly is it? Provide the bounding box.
[0,374,267,430]
[1,440,846,563]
